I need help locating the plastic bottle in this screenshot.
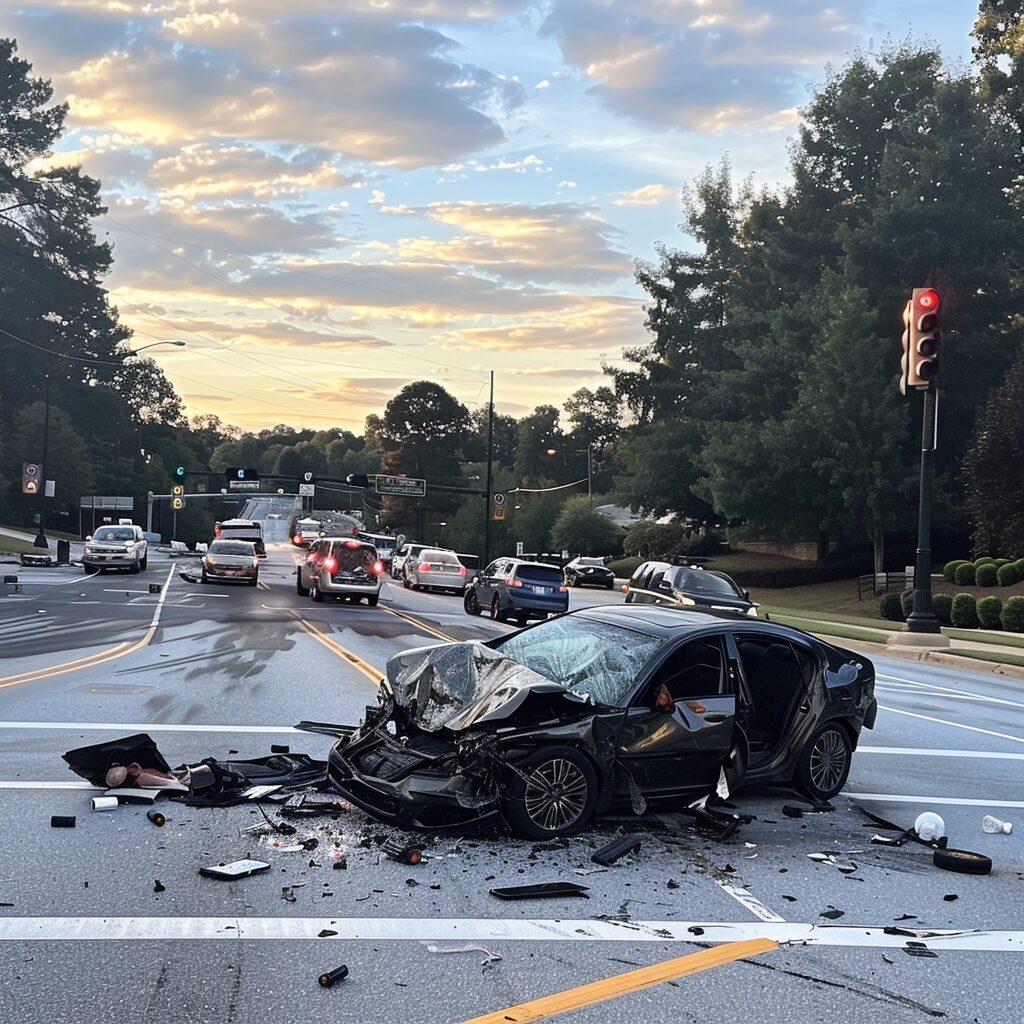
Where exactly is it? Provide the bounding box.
[914,811,946,841]
[982,815,1013,834]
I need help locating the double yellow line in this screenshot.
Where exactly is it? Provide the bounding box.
[384,606,457,643]
[296,618,384,686]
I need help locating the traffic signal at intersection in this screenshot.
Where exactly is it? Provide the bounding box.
[22,462,42,495]
[901,287,941,392]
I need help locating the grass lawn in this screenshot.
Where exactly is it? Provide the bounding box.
[0,536,45,556]
[940,648,1024,668]
[766,612,891,645]
[944,628,1024,649]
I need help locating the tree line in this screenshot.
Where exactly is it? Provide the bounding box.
[4,5,1024,565]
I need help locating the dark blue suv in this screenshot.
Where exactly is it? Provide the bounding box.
[463,558,568,624]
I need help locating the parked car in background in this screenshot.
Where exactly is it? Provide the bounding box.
[564,556,615,590]
[403,548,468,593]
[291,518,323,548]
[201,540,259,585]
[215,518,265,556]
[463,558,568,624]
[625,561,758,617]
[82,524,148,574]
[327,606,876,836]
[357,531,398,574]
[296,537,384,605]
[392,542,429,579]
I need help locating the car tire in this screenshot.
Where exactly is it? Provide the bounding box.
[83,565,94,575]
[403,576,411,590]
[503,746,599,839]
[296,574,309,597]
[516,614,528,626]
[464,589,482,616]
[489,596,508,623]
[795,722,852,801]
[140,555,148,571]
[248,577,258,587]
[933,848,992,875]
[605,581,615,590]
[131,560,141,574]
[367,594,379,607]
[201,569,208,585]
[310,581,323,603]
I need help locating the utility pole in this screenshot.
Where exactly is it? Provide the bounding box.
[483,370,495,568]
[586,447,593,505]
[33,374,51,549]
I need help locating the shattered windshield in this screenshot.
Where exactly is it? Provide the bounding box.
[493,616,665,707]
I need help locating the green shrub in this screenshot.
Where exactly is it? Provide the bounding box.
[899,589,915,617]
[974,556,996,566]
[951,593,979,629]
[975,563,998,587]
[932,593,953,626]
[879,593,905,622]
[993,558,1012,567]
[954,562,977,586]
[977,596,1003,630]
[997,563,1021,587]
[1002,596,1024,633]
[943,560,968,583]
[1014,558,1024,574]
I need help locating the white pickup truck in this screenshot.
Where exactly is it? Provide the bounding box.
[82,524,148,574]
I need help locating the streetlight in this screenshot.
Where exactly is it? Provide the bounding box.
[546,446,593,503]
[125,340,186,357]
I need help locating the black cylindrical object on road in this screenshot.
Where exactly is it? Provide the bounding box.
[56,539,70,565]
[147,809,166,827]
[50,815,76,828]
[318,965,349,988]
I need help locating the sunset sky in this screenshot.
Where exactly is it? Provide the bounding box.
[7,0,976,431]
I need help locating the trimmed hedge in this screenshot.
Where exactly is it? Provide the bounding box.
[974,556,996,566]
[954,562,977,586]
[728,553,872,589]
[943,559,969,583]
[994,558,1012,567]
[880,593,905,622]
[997,563,1021,587]
[1002,596,1024,633]
[975,563,998,587]
[899,589,915,617]
[977,596,1003,630]
[932,593,953,626]
[951,593,980,629]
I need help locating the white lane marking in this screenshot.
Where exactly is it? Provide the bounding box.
[150,564,176,628]
[0,917,1020,951]
[0,721,303,734]
[0,781,96,790]
[7,571,101,587]
[858,745,1024,761]
[178,592,230,599]
[878,704,1024,745]
[102,589,157,596]
[848,792,1024,808]
[878,675,1024,710]
[712,880,786,923]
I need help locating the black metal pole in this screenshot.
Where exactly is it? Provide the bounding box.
[33,374,51,548]
[906,384,940,633]
[483,371,494,567]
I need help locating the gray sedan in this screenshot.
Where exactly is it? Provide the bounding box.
[404,548,468,593]
[201,540,259,585]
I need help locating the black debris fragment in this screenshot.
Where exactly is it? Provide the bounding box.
[903,942,938,959]
[318,965,349,987]
[819,908,845,920]
[490,882,589,901]
[943,894,958,902]
[301,838,319,851]
[318,929,338,938]
[153,880,165,893]
[147,810,166,827]
[782,806,804,819]
[894,915,917,922]
[591,835,642,867]
[781,895,798,902]
[666,879,681,890]
[332,858,348,871]
[382,840,423,865]
[687,926,705,936]
[50,816,75,828]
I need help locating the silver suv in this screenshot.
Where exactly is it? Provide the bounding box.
[296,538,384,605]
[83,524,148,574]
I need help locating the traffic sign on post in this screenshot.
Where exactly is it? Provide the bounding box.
[492,492,507,521]
[22,463,42,495]
[375,475,427,497]
[298,483,315,497]
[302,471,316,484]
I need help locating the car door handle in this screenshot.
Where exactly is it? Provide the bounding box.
[703,712,727,723]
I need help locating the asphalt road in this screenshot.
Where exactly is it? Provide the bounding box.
[0,545,1021,1023]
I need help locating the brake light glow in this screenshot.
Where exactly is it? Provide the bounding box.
[372,561,383,574]
[559,585,568,593]
[293,534,303,545]
[458,566,467,576]
[215,526,222,537]
[508,577,523,588]
[323,557,337,572]
[418,562,431,572]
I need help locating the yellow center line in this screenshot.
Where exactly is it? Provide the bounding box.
[457,938,778,1024]
[384,606,457,643]
[0,642,133,689]
[296,617,383,686]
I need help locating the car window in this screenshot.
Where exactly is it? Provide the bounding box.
[577,558,605,567]
[210,541,254,555]
[93,527,135,542]
[648,636,727,700]
[514,564,564,586]
[647,567,668,592]
[629,563,648,587]
[493,616,665,706]
[670,569,741,598]
[330,543,376,571]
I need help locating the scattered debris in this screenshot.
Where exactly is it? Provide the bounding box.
[807,852,859,875]
[281,884,304,903]
[981,815,1012,835]
[933,848,992,876]
[943,894,958,902]
[819,907,845,920]
[382,840,423,865]
[687,926,705,936]
[426,944,503,968]
[198,860,271,881]
[153,880,165,893]
[574,866,608,877]
[318,929,338,938]
[331,858,348,871]
[91,796,120,811]
[782,895,798,902]
[318,965,349,988]
[50,816,75,828]
[490,882,589,901]
[666,879,681,889]
[147,809,166,827]
[591,835,642,866]
[782,806,803,819]
[903,942,938,959]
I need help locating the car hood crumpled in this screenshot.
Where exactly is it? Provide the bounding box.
[386,642,573,733]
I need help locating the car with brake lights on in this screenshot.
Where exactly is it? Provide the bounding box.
[392,541,429,579]
[326,605,877,838]
[291,517,324,548]
[357,531,398,574]
[403,547,468,594]
[200,540,259,586]
[82,524,148,574]
[463,558,569,624]
[296,537,384,605]
[214,518,265,557]
[564,556,616,590]
[625,561,758,617]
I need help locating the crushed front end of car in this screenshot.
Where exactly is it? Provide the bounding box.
[326,641,617,830]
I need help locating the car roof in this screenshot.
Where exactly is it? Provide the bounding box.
[509,559,562,571]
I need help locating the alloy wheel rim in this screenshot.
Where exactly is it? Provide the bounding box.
[809,729,847,793]
[523,758,588,832]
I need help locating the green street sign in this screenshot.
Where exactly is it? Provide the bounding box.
[375,474,427,498]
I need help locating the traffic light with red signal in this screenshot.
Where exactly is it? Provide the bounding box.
[901,288,941,393]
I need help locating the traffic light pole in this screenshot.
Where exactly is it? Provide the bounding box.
[483,370,494,568]
[33,374,51,549]
[906,384,941,633]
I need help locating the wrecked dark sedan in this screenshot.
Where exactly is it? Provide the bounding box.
[327,606,876,839]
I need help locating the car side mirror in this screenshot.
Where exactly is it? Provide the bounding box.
[654,684,675,714]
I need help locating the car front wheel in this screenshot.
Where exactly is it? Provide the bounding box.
[464,589,481,616]
[310,581,324,603]
[140,554,148,571]
[296,574,309,597]
[795,722,852,801]
[504,747,598,839]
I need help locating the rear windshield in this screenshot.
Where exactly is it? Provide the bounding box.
[421,550,459,564]
[514,564,565,586]
[333,544,376,571]
[93,527,134,542]
[210,541,254,555]
[494,615,664,707]
[670,569,741,597]
[576,558,606,567]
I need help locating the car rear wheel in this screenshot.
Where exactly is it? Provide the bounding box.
[140,555,148,571]
[296,574,309,597]
[248,576,258,587]
[131,560,141,574]
[367,594,379,607]
[504,747,598,839]
[796,722,852,801]
[490,596,508,623]
[464,589,481,616]
[201,569,208,584]
[605,581,615,590]
[310,581,324,603]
